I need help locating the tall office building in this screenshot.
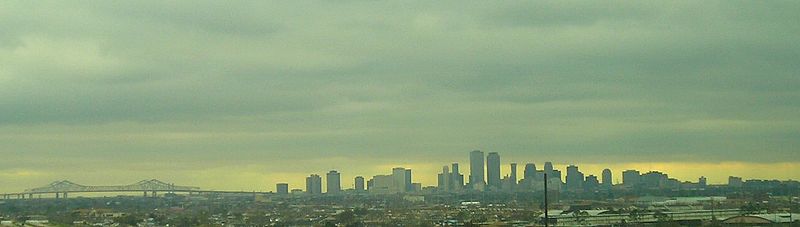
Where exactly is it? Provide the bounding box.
[368,174,394,194]
[544,162,554,179]
[276,183,289,194]
[486,152,501,189]
[355,176,365,192]
[641,171,668,189]
[509,163,517,186]
[405,169,413,192]
[305,174,322,194]
[393,167,410,193]
[451,163,464,190]
[438,166,451,191]
[326,170,341,194]
[370,167,414,194]
[622,170,641,187]
[524,163,537,181]
[602,168,613,187]
[565,165,584,191]
[469,150,485,187]
[551,169,562,183]
[728,176,743,188]
[584,175,599,191]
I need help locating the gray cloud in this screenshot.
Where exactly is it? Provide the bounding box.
[0,1,799,191]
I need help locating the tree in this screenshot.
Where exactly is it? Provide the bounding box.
[337,210,355,224]
[113,214,141,226]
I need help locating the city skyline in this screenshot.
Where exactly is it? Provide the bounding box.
[8,150,793,195]
[2,1,800,194]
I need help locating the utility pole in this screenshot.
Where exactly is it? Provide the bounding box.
[544,173,549,227]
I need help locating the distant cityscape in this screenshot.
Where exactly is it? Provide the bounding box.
[278,150,797,197]
[2,150,799,226]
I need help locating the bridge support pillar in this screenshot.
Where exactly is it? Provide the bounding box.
[63,192,68,199]
[143,191,148,197]
[152,191,157,197]
[55,193,59,199]
[28,194,33,199]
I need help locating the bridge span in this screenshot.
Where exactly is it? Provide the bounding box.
[0,179,213,199]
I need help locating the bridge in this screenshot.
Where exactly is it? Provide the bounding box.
[1,179,203,199]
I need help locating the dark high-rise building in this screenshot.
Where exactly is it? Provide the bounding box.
[544,162,554,179]
[276,183,289,194]
[602,168,613,187]
[565,165,584,191]
[584,175,599,191]
[698,176,707,188]
[622,170,641,187]
[524,163,537,181]
[451,163,464,190]
[509,163,517,186]
[728,176,743,187]
[469,150,485,187]
[355,176,365,192]
[306,174,322,194]
[438,166,451,191]
[551,169,562,183]
[641,171,668,189]
[405,169,413,192]
[486,152,501,189]
[326,170,341,194]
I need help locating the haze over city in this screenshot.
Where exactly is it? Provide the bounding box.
[2,1,799,194]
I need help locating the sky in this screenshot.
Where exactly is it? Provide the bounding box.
[1,1,799,193]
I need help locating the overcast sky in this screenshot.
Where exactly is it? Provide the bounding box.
[1,1,799,192]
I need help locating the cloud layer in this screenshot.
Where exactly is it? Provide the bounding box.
[1,1,799,192]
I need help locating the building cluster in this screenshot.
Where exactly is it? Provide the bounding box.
[436,150,614,194]
[276,167,420,196]
[2,150,800,226]
[267,150,798,197]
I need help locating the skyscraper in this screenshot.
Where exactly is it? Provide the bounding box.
[276,183,289,194]
[565,165,584,191]
[728,176,743,188]
[405,169,413,192]
[469,150,485,187]
[438,165,451,191]
[584,175,599,191]
[622,170,641,187]
[451,163,464,190]
[486,152,501,189]
[326,170,341,194]
[393,167,410,193]
[355,176,365,192]
[305,174,322,194]
[368,174,394,194]
[641,171,668,189]
[602,168,613,188]
[523,163,537,181]
[544,161,554,179]
[551,169,562,183]
[509,163,517,186]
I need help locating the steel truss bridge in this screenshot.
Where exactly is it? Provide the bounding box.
[1,179,216,199]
